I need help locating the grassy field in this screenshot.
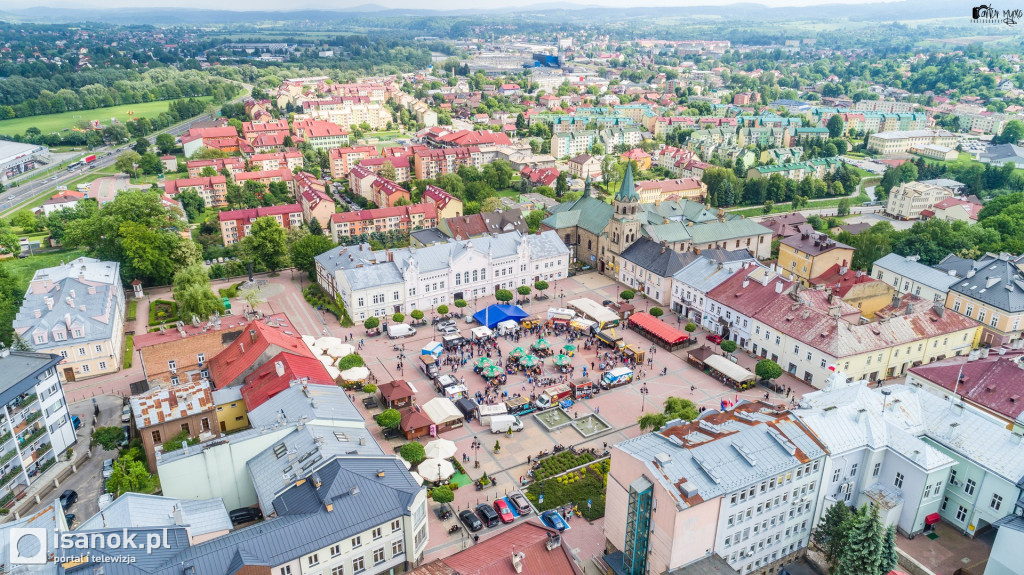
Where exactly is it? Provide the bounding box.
[0,97,213,136]
[1,248,89,292]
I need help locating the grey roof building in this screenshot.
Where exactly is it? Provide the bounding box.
[871,253,960,304]
[409,227,450,247]
[934,252,1024,346]
[979,143,1024,168]
[77,493,232,542]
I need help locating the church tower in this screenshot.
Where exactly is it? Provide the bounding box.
[604,162,643,275]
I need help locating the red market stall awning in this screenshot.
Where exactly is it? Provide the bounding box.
[628,312,689,345]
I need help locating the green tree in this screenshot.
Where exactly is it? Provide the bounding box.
[364,317,380,330]
[516,285,532,297]
[289,234,334,279]
[720,340,737,353]
[637,413,669,432]
[663,397,699,421]
[380,160,397,181]
[307,217,324,236]
[106,457,155,496]
[0,219,17,255]
[399,442,426,465]
[92,426,126,450]
[114,151,141,176]
[814,501,853,567]
[762,200,775,215]
[525,209,545,233]
[338,354,365,370]
[172,264,223,321]
[494,289,514,303]
[392,313,405,322]
[362,384,377,394]
[555,173,568,197]
[437,305,449,315]
[685,322,696,333]
[132,137,150,155]
[138,153,163,175]
[837,198,851,217]
[826,115,845,139]
[411,309,424,322]
[755,359,783,382]
[155,133,176,155]
[835,505,887,575]
[649,307,664,317]
[431,485,454,505]
[620,289,635,301]
[177,189,205,222]
[534,280,549,297]
[453,299,467,312]
[241,216,288,272]
[996,119,1024,144]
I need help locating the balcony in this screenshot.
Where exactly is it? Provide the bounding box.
[0,466,23,490]
[8,395,38,418]
[18,426,46,450]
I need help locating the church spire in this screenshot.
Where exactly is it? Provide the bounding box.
[615,162,639,202]
[584,173,592,196]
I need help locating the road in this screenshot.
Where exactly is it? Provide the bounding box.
[0,83,251,215]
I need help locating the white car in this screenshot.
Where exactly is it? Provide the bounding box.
[121,406,131,423]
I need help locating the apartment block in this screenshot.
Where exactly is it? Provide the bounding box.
[328,204,438,243]
[218,204,304,246]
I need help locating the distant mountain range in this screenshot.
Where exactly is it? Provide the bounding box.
[0,0,976,25]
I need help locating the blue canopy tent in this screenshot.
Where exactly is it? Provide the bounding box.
[472,304,529,329]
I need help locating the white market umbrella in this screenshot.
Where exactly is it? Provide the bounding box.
[326,343,355,359]
[318,355,336,368]
[418,458,455,482]
[424,438,457,460]
[409,472,424,485]
[314,336,342,350]
[340,366,370,382]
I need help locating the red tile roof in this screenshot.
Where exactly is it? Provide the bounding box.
[909,349,1024,422]
[330,203,436,224]
[379,379,414,402]
[207,316,311,389]
[180,126,238,144]
[809,263,884,298]
[444,214,488,239]
[707,267,795,317]
[241,351,336,410]
[440,521,582,575]
[218,203,302,223]
[165,176,226,195]
[932,197,983,220]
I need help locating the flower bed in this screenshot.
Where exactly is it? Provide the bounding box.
[532,450,596,481]
[525,459,609,521]
[148,299,178,326]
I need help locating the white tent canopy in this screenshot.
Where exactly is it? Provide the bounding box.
[470,326,493,340]
[325,343,356,359]
[312,336,342,350]
[422,398,464,425]
[704,355,755,383]
[424,438,457,460]
[340,366,370,382]
[418,458,455,482]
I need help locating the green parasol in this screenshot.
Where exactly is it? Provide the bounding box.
[475,357,493,369]
[519,354,539,368]
[482,365,503,378]
[553,354,572,366]
[509,347,525,358]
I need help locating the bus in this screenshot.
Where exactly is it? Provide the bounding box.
[567,298,619,330]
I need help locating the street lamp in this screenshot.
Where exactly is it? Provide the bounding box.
[471,436,481,469]
[880,389,892,416]
[640,385,649,412]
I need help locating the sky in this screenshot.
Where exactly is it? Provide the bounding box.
[9,0,902,11]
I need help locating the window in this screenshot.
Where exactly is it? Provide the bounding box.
[352,556,365,573]
[894,472,904,489]
[331,566,344,575]
[391,519,401,533]
[965,479,976,495]
[978,310,987,323]
[872,463,881,477]
[168,360,177,370]
[850,463,857,477]
[392,539,403,555]
[924,484,932,498]
[991,494,1003,511]
[414,526,426,548]
[152,430,161,443]
[372,547,385,565]
[965,304,974,317]
[98,361,107,370]
[307,554,319,567]
[78,347,87,356]
[330,545,341,557]
[197,353,205,364]
[280,567,291,575]
[950,470,958,485]
[956,506,967,522]
[170,375,179,385]
[833,469,841,482]
[351,536,361,548]
[372,527,382,540]
[94,344,103,353]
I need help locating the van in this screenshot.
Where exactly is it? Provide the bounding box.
[601,367,634,388]
[490,414,524,434]
[387,324,417,339]
[495,320,520,336]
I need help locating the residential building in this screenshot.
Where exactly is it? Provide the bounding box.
[670,251,760,321]
[233,168,294,192]
[370,176,412,208]
[12,257,125,382]
[76,493,232,545]
[292,119,349,150]
[885,181,954,220]
[520,166,560,188]
[421,185,463,219]
[134,321,245,387]
[212,385,248,434]
[937,252,1024,347]
[40,190,86,215]
[798,376,1024,541]
[871,253,959,304]
[747,158,842,181]
[186,157,245,178]
[604,401,828,575]
[422,128,512,149]
[410,522,582,575]
[907,348,1024,432]
[809,264,896,318]
[759,213,808,240]
[241,352,337,411]
[617,238,693,305]
[751,293,980,387]
[440,209,528,240]
[329,145,379,178]
[634,178,707,204]
[911,144,959,162]
[928,196,983,224]
[867,130,957,155]
[705,266,796,349]
[328,204,438,243]
[777,232,854,285]
[567,153,602,179]
[314,231,569,321]
[979,144,1024,169]
[130,378,220,470]
[359,155,412,182]
[218,204,304,246]
[165,176,228,208]
[412,147,481,180]
[0,349,77,493]
[206,315,313,390]
[295,171,335,226]
[249,150,304,172]
[621,148,652,170]
[242,119,289,143]
[181,126,240,157]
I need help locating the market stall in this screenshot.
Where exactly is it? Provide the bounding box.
[627,312,690,351]
[704,355,756,389]
[686,346,716,369]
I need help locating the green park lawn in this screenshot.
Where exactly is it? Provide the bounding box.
[0,97,213,136]
[1,248,89,293]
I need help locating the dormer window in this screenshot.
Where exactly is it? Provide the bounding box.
[73,329,82,338]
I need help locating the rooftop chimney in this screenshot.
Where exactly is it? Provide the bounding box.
[775,281,784,294]
[33,309,42,318]
[250,329,258,344]
[275,361,285,377]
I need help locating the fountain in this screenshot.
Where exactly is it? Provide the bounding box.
[534,407,575,431]
[572,414,612,437]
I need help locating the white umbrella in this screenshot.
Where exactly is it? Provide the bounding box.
[314,336,342,350]
[326,343,355,359]
[424,438,457,460]
[340,366,370,382]
[409,471,424,485]
[318,355,335,368]
[418,458,455,482]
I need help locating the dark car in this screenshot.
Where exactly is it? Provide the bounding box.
[64,514,76,527]
[493,499,515,524]
[602,300,613,306]
[362,396,379,409]
[706,334,723,344]
[58,489,78,510]
[476,503,500,528]
[459,509,483,532]
[540,510,566,532]
[229,507,263,525]
[509,492,532,515]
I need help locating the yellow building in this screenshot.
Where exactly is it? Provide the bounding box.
[212,387,250,433]
[810,264,896,319]
[777,232,855,286]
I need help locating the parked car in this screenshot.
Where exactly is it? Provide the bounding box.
[493,499,515,524]
[382,427,402,440]
[58,490,78,510]
[540,510,566,532]
[459,509,483,532]
[437,320,457,331]
[706,334,723,344]
[71,415,81,430]
[475,503,500,528]
[439,325,459,335]
[228,507,263,525]
[602,300,613,306]
[121,405,131,423]
[102,459,113,480]
[98,493,114,510]
[509,492,532,515]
